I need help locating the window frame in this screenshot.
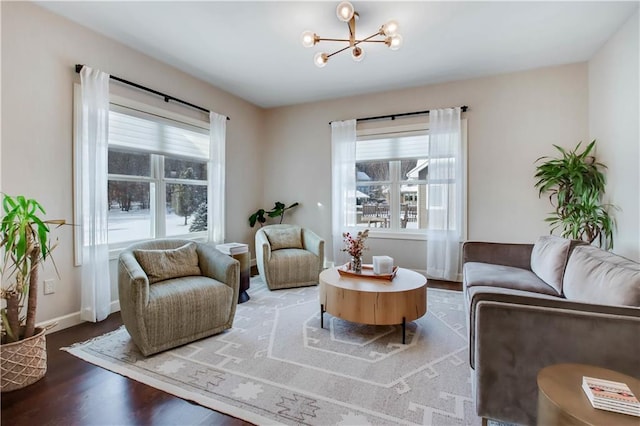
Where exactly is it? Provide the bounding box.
[73,85,211,263]
[354,120,468,241]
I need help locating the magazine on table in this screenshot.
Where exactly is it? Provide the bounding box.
[582,376,640,417]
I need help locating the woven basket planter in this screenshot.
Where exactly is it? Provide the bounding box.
[1,327,47,392]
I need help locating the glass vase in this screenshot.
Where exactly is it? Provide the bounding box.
[350,256,362,273]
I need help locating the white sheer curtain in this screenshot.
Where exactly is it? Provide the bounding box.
[331,119,357,266]
[208,112,226,244]
[426,108,463,281]
[79,66,111,322]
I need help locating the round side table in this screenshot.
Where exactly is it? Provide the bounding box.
[537,363,640,426]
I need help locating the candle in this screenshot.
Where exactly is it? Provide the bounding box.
[373,256,394,274]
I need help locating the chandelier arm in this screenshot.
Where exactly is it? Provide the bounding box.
[353,31,385,46]
[317,37,352,43]
[326,44,353,59]
[348,15,356,46]
[355,40,387,44]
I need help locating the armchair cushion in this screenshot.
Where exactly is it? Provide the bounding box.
[530,235,572,294]
[133,242,201,284]
[263,226,303,251]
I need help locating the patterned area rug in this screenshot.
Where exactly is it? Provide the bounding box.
[64,277,480,425]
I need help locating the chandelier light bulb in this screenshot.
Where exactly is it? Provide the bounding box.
[388,34,403,51]
[382,20,399,36]
[314,52,329,68]
[351,46,365,62]
[301,31,316,48]
[336,1,355,22]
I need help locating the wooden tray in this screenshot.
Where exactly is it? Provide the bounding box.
[337,263,398,280]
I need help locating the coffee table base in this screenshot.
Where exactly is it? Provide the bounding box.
[320,303,408,344]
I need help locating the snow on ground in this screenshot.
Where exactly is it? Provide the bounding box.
[108,208,198,243]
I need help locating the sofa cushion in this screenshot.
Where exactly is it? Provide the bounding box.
[464,262,559,296]
[134,242,201,284]
[530,235,575,295]
[263,227,303,251]
[563,245,640,307]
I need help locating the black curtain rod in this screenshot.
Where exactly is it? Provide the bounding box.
[329,105,468,125]
[75,64,230,120]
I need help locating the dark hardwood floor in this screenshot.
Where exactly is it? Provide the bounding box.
[1,312,250,426]
[428,279,462,291]
[1,278,460,425]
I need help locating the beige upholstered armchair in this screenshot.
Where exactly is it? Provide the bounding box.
[255,224,324,290]
[118,239,239,356]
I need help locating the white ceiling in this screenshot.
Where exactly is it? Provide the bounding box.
[37,1,638,108]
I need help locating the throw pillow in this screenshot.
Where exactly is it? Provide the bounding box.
[530,235,573,294]
[563,245,640,306]
[134,242,201,284]
[263,227,303,251]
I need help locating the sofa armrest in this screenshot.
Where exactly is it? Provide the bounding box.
[471,293,640,425]
[462,241,533,270]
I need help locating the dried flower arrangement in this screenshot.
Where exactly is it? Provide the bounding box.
[342,229,369,257]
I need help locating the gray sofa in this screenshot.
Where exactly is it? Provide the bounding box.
[462,236,640,425]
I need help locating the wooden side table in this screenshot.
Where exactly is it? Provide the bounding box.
[231,251,251,303]
[537,363,640,426]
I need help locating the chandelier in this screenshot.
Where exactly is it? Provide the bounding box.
[301,1,403,67]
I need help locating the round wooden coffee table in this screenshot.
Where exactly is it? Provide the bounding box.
[318,266,427,344]
[537,363,640,426]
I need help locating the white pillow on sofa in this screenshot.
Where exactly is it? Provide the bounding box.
[530,235,573,295]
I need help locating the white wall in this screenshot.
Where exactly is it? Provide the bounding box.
[263,64,589,270]
[1,2,264,331]
[589,11,640,261]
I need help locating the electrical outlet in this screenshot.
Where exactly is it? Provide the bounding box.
[44,279,55,295]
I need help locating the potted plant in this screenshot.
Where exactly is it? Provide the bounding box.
[248,201,299,228]
[534,140,616,249]
[1,194,65,392]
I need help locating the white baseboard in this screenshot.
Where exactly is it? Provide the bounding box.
[37,300,121,335]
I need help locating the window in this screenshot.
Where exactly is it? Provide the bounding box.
[353,122,467,237]
[106,104,210,247]
[73,84,225,266]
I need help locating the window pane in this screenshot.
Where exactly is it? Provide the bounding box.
[108,149,151,176]
[401,183,426,230]
[108,181,152,243]
[356,161,389,182]
[401,159,428,181]
[165,157,207,180]
[166,183,208,235]
[356,184,390,228]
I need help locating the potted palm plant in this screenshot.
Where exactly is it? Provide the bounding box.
[534,140,616,249]
[1,194,65,392]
